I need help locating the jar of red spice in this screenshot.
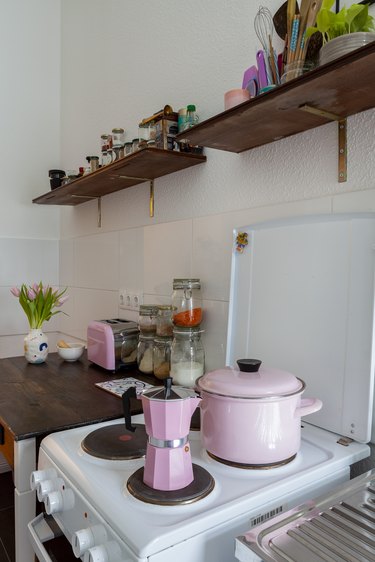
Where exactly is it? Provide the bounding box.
[171,279,202,327]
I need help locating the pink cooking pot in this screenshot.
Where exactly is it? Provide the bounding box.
[196,359,322,467]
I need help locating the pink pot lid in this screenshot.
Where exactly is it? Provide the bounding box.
[197,359,304,398]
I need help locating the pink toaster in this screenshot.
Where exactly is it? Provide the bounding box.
[87,319,139,371]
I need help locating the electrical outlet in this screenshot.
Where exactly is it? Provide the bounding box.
[119,289,132,310]
[131,292,143,311]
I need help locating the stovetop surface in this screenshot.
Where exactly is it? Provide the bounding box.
[39,415,370,558]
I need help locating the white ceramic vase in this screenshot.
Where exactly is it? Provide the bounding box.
[319,32,375,66]
[24,329,49,364]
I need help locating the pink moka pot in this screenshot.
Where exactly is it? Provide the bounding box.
[124,378,201,491]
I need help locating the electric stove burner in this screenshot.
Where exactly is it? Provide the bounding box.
[127,464,215,505]
[81,423,147,460]
[207,451,297,469]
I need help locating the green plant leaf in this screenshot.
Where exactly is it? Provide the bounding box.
[305,25,318,39]
[322,0,335,10]
[351,5,369,32]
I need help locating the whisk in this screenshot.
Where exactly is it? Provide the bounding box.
[254,6,279,85]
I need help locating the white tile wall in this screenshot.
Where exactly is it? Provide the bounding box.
[143,220,193,296]
[119,228,144,293]
[0,238,60,338]
[55,192,357,372]
[0,239,59,286]
[59,287,118,340]
[74,231,120,290]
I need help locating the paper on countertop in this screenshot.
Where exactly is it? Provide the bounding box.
[95,377,155,398]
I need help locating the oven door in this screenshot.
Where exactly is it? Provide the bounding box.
[28,513,77,562]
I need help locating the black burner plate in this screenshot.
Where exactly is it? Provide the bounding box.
[82,424,147,460]
[207,450,297,469]
[127,464,215,505]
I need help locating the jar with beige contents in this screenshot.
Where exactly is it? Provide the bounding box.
[153,335,172,380]
[138,305,159,336]
[156,305,174,337]
[137,334,154,375]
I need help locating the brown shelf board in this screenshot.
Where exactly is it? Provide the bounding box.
[33,148,206,206]
[176,42,375,153]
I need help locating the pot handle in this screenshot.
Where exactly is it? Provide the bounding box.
[295,397,323,419]
[122,386,137,432]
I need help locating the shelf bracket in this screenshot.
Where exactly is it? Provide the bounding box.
[117,175,155,217]
[97,196,102,228]
[299,105,347,183]
[71,195,102,227]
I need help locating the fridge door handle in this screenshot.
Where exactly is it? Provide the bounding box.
[27,512,61,562]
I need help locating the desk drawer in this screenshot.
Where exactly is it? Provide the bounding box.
[0,423,14,469]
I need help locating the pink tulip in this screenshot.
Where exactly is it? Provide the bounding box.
[10,286,20,297]
[27,289,36,300]
[56,295,69,307]
[32,283,40,293]
[42,285,50,297]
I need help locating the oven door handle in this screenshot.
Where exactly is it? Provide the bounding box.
[27,512,60,562]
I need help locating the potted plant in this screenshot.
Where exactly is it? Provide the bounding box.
[306,0,375,65]
[10,282,68,363]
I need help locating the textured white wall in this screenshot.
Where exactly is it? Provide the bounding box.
[58,0,375,366]
[0,0,61,344]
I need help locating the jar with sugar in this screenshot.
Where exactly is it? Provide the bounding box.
[170,326,204,388]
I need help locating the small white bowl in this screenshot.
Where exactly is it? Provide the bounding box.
[57,343,85,362]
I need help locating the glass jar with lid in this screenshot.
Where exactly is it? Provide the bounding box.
[153,335,172,380]
[137,334,154,374]
[172,278,202,327]
[112,127,125,147]
[138,305,159,335]
[170,326,204,388]
[156,305,174,337]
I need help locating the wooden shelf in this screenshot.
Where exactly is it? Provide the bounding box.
[33,148,206,206]
[176,43,375,153]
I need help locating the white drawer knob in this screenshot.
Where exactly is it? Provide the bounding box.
[72,525,107,558]
[30,468,57,490]
[83,541,121,562]
[45,488,74,514]
[37,478,64,502]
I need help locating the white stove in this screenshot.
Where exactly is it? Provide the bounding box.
[28,214,375,561]
[28,414,369,562]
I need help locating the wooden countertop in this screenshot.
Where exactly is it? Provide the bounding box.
[0,351,156,442]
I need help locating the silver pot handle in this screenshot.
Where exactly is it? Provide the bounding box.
[295,397,322,418]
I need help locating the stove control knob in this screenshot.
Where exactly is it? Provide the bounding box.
[83,541,122,562]
[30,468,57,490]
[37,477,64,502]
[45,488,75,514]
[72,525,108,558]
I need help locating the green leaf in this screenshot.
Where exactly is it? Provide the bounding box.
[322,0,335,10]
[316,9,333,34]
[351,5,369,32]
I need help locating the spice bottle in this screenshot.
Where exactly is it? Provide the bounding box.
[137,334,154,374]
[156,305,174,337]
[153,336,172,380]
[172,279,202,327]
[112,127,125,147]
[170,326,204,387]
